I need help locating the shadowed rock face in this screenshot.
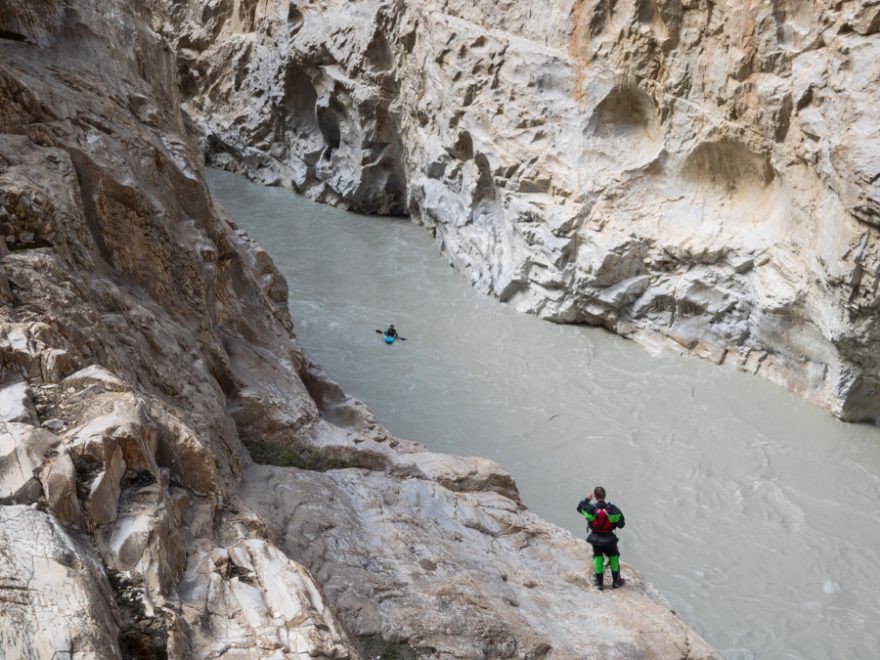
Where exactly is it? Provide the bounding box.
[1,2,717,659]
[151,0,409,215]
[153,0,880,422]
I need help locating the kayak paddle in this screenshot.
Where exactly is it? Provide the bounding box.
[375,329,406,340]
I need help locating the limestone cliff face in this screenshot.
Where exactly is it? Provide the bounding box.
[0,2,352,656]
[1,2,716,659]
[155,0,880,422]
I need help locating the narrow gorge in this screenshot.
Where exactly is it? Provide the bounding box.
[151,0,880,422]
[1,2,878,660]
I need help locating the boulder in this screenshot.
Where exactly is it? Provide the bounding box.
[62,365,129,392]
[40,447,84,527]
[0,422,55,504]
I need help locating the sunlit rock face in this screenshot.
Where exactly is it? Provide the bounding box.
[155,0,880,422]
[1,2,718,658]
[0,506,122,659]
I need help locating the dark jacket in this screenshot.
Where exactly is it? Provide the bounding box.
[577,498,625,541]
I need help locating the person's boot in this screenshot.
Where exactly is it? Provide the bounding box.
[611,571,625,588]
[594,572,605,591]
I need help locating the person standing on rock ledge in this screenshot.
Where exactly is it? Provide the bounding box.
[577,486,626,590]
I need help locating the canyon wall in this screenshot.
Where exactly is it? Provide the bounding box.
[154,0,880,422]
[1,2,716,658]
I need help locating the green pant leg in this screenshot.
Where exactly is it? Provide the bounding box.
[609,555,620,572]
[593,555,605,574]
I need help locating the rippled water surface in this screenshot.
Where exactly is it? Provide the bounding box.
[209,169,880,659]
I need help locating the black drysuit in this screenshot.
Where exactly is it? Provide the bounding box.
[576,498,626,587]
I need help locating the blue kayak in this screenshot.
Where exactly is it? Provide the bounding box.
[383,335,395,344]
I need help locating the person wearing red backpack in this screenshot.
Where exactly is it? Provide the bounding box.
[576,486,626,591]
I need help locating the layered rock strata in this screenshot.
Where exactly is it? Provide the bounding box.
[154,0,880,422]
[1,2,716,658]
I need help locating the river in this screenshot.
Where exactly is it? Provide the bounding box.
[208,169,880,660]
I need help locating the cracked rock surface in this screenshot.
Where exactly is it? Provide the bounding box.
[0,506,121,659]
[1,2,716,659]
[154,0,880,421]
[242,458,713,659]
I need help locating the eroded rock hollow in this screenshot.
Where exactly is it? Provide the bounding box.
[153,0,880,422]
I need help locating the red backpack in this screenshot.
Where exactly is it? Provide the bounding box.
[590,507,612,533]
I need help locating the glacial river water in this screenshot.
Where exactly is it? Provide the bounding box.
[208,169,880,660]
